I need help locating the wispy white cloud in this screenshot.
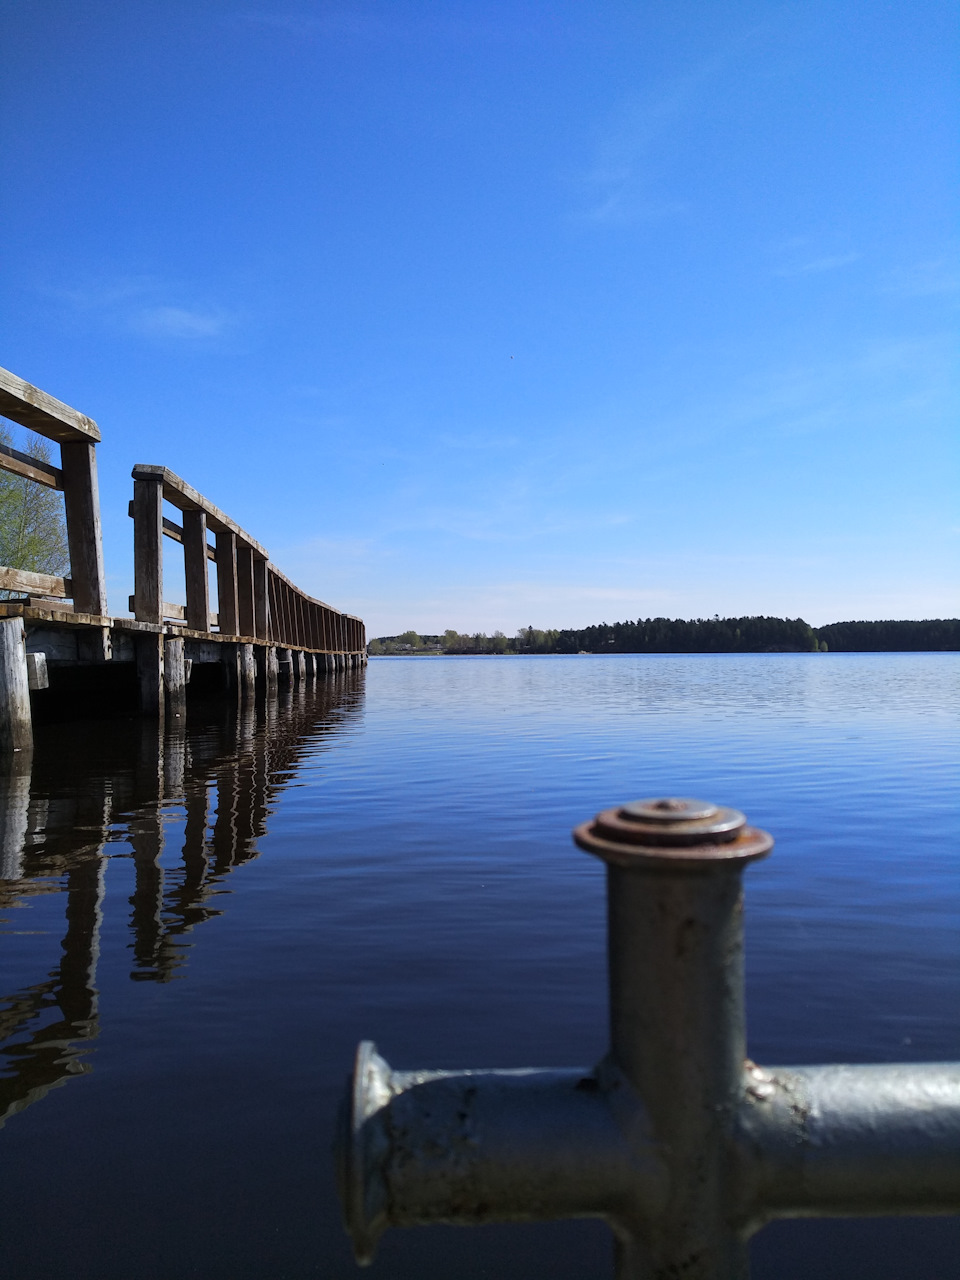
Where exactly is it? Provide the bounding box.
[774,252,860,277]
[573,79,704,226]
[48,274,239,342]
[134,305,233,338]
[572,26,764,228]
[767,237,860,278]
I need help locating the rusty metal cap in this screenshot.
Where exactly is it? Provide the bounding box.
[573,796,773,869]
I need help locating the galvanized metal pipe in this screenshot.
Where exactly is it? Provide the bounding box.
[576,797,771,1279]
[338,1042,664,1265]
[737,1062,960,1223]
[336,796,960,1278]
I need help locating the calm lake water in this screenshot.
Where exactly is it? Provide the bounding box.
[1,653,958,1278]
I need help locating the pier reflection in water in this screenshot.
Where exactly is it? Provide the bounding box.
[0,674,364,1128]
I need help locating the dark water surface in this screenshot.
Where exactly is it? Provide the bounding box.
[1,653,957,1278]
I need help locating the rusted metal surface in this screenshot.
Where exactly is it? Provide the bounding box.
[337,796,960,1279]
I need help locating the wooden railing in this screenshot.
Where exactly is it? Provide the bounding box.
[0,366,108,617]
[130,464,364,652]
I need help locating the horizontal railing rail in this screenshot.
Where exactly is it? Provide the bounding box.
[0,566,73,600]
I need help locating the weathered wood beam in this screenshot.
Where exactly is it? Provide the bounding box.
[136,633,164,717]
[253,556,269,641]
[236,545,255,637]
[215,530,239,635]
[0,566,72,598]
[163,637,186,711]
[61,441,108,618]
[130,464,268,558]
[162,516,216,559]
[183,509,211,632]
[0,616,32,753]
[127,502,218,560]
[126,596,218,627]
[266,561,340,613]
[0,365,101,443]
[0,442,63,489]
[133,476,164,624]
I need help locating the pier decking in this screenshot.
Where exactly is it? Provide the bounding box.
[0,366,365,751]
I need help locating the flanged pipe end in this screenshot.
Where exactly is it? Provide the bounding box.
[335,1040,392,1265]
[573,796,773,869]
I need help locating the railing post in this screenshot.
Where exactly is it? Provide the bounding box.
[279,577,288,643]
[216,531,239,635]
[57,440,108,619]
[253,557,269,640]
[236,546,255,637]
[268,574,280,643]
[133,476,164,625]
[182,509,210,632]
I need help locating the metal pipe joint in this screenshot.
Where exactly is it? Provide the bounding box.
[336,797,960,1278]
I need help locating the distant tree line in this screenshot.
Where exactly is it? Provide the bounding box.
[814,619,959,652]
[369,616,959,656]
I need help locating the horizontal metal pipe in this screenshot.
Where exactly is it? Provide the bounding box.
[737,1063,960,1224]
[337,1043,664,1265]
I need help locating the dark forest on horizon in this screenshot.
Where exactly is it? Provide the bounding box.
[369,617,960,656]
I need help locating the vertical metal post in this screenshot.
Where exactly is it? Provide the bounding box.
[574,799,772,1280]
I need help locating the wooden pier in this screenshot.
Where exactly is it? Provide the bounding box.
[0,365,366,750]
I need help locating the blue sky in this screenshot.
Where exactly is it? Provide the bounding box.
[1,0,956,634]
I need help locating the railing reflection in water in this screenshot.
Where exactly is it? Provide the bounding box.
[0,670,365,1126]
